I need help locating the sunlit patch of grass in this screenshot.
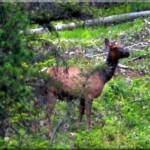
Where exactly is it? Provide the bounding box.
[58,18,143,40]
[50,18,144,51]
[39,18,144,51]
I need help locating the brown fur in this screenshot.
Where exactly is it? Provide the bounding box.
[47,67,105,99]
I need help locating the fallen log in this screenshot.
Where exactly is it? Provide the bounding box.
[28,10,150,34]
[85,10,150,26]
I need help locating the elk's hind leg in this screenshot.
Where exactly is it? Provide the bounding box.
[45,91,57,138]
[85,100,92,131]
[78,98,85,122]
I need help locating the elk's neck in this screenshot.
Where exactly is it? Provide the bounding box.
[100,56,118,83]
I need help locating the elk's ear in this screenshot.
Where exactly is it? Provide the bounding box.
[104,38,110,47]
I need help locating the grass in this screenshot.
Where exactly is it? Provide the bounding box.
[43,18,144,51]
[50,76,150,149]
[40,18,146,70]
[58,19,143,40]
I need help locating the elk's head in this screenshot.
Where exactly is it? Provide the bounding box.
[105,38,129,62]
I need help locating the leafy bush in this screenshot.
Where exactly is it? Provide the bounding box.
[0,3,34,137]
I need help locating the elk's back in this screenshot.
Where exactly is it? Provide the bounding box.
[47,67,86,95]
[47,67,105,99]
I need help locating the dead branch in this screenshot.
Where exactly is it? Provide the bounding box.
[50,119,64,143]
[125,41,150,50]
[131,55,149,61]
[118,64,131,69]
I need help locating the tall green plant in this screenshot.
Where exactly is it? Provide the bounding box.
[0,3,33,137]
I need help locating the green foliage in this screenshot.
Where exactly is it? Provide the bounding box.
[91,2,150,18]
[29,2,89,23]
[0,2,34,138]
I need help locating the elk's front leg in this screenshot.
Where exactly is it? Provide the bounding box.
[85,100,92,131]
[46,91,56,138]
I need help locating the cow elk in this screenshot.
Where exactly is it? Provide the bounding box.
[43,38,129,135]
